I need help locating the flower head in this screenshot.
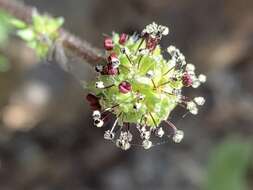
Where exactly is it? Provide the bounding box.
[86,22,206,150]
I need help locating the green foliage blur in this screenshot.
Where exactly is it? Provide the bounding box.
[0,11,11,72]
[11,11,64,58]
[204,136,252,190]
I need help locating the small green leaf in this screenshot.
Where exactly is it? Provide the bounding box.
[9,18,27,29]
[17,28,35,41]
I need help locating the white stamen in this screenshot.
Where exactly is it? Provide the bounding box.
[194,97,205,106]
[146,70,154,78]
[133,102,142,110]
[192,80,201,88]
[94,119,104,128]
[187,101,198,115]
[104,130,115,140]
[95,81,104,89]
[92,110,101,119]
[156,127,164,138]
[142,139,152,149]
[173,130,184,143]
[198,74,207,83]
[186,64,195,72]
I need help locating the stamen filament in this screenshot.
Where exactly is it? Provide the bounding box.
[110,112,122,132]
[135,38,145,55]
[137,55,143,69]
[151,79,157,89]
[162,65,176,76]
[103,84,115,89]
[149,112,158,128]
[164,120,177,132]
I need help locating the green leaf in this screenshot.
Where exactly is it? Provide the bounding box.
[0,11,11,45]
[17,28,35,41]
[9,18,27,29]
[46,17,64,34]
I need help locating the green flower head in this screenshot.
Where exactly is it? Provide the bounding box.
[86,22,206,150]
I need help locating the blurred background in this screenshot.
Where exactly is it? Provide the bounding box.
[0,0,253,189]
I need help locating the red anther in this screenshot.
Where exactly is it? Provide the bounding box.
[101,64,118,75]
[104,37,114,50]
[182,73,193,87]
[107,52,118,62]
[86,94,101,110]
[146,37,159,51]
[119,33,128,44]
[107,52,120,68]
[86,93,98,103]
[119,81,132,94]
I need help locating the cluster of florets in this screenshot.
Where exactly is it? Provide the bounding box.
[86,22,206,150]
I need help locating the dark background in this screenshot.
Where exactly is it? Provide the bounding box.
[0,0,253,189]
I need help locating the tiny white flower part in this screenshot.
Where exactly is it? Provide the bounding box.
[92,110,101,119]
[119,131,133,142]
[167,45,176,55]
[95,81,104,89]
[142,139,153,149]
[120,47,130,55]
[187,101,198,115]
[198,74,207,83]
[138,94,145,101]
[133,102,142,110]
[194,97,205,106]
[104,130,115,140]
[122,141,131,150]
[116,139,131,150]
[186,64,195,72]
[155,127,164,138]
[141,131,151,140]
[172,89,182,96]
[127,131,133,142]
[95,65,103,72]
[94,119,104,128]
[142,22,169,38]
[158,25,169,35]
[173,130,184,143]
[167,45,186,66]
[138,48,149,55]
[146,70,154,78]
[111,57,120,68]
[192,80,201,88]
[141,126,147,133]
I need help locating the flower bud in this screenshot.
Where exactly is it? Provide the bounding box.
[101,64,118,75]
[119,33,128,44]
[119,81,132,94]
[104,37,114,50]
[182,73,193,87]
